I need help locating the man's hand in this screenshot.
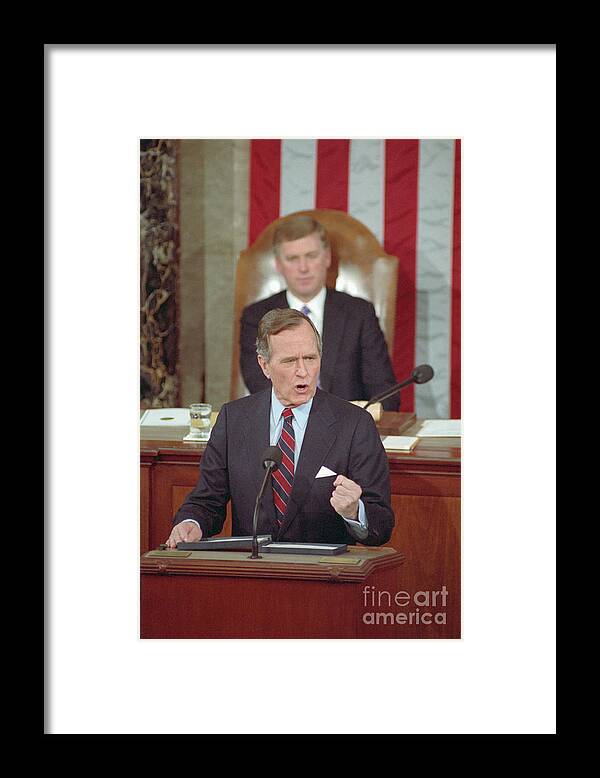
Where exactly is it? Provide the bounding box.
[165,521,202,549]
[330,475,362,520]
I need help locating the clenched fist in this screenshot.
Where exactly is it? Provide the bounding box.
[330,475,362,520]
[165,520,202,549]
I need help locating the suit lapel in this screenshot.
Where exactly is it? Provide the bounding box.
[239,389,276,528]
[319,289,346,393]
[275,290,289,310]
[278,389,338,537]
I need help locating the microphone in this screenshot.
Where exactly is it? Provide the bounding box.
[363,364,435,409]
[262,446,282,470]
[249,446,282,559]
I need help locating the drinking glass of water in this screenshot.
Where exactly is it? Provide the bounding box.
[189,403,212,441]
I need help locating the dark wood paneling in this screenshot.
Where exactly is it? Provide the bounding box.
[141,549,404,639]
[140,464,151,554]
[387,494,460,638]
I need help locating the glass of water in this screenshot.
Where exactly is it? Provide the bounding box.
[189,403,212,441]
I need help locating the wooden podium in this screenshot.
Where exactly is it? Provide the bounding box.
[141,411,461,638]
[141,546,405,639]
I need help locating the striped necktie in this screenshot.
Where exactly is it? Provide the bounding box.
[272,407,295,526]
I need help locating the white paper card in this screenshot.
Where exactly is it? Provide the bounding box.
[315,465,337,478]
[417,419,462,437]
[381,435,419,451]
[140,408,190,427]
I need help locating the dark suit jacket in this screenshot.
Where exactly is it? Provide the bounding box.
[240,288,400,411]
[173,388,394,546]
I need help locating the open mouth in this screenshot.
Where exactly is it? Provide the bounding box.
[295,384,308,393]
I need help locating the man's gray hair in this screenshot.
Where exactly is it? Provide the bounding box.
[256,308,322,362]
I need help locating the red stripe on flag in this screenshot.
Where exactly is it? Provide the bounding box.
[249,140,282,244]
[450,139,461,419]
[316,140,350,211]
[384,140,419,412]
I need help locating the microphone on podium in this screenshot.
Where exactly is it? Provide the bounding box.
[363,364,435,410]
[249,446,282,559]
[262,446,283,470]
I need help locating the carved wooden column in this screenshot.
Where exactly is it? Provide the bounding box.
[140,139,180,408]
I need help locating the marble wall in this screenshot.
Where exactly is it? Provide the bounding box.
[178,140,249,411]
[178,141,205,407]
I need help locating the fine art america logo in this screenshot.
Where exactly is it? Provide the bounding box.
[362,585,449,626]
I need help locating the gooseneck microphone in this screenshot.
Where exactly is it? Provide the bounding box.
[249,446,283,559]
[363,364,435,409]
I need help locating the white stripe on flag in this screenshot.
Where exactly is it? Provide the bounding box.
[415,139,455,419]
[280,139,317,216]
[348,139,385,243]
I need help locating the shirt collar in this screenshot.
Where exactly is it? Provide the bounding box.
[285,285,327,315]
[270,388,313,430]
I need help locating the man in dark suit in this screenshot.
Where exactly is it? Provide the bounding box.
[165,309,394,548]
[239,215,400,411]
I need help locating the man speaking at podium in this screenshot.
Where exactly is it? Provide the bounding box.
[165,309,394,548]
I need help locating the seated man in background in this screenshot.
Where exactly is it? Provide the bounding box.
[166,309,394,548]
[239,215,400,411]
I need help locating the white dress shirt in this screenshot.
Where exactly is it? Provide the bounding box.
[285,286,327,336]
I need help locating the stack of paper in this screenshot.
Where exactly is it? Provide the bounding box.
[381,435,419,451]
[140,408,190,440]
[417,419,462,437]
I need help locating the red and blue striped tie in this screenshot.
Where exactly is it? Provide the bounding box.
[272,407,295,526]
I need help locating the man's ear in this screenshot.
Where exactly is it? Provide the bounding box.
[257,355,271,380]
[324,246,332,269]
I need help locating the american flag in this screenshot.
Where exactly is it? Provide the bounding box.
[247,139,461,419]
